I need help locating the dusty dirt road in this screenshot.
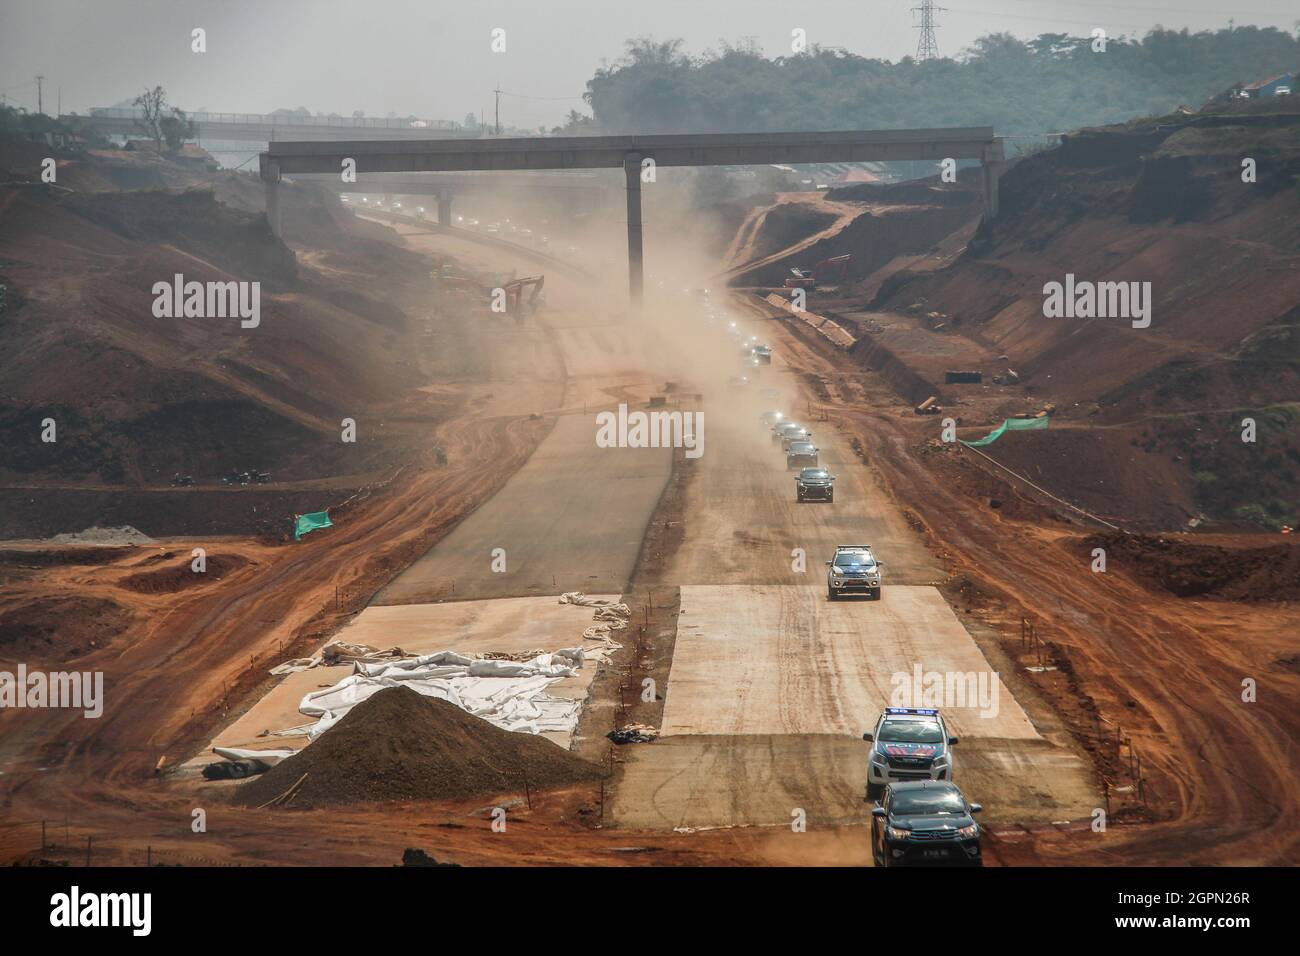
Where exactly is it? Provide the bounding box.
[608,306,1095,836]
[760,294,1300,866]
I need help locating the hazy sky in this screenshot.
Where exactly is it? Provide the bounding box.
[2,0,1296,128]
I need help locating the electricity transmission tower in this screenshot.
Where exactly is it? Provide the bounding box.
[911,0,946,61]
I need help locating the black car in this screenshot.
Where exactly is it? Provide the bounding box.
[795,467,834,502]
[871,780,983,867]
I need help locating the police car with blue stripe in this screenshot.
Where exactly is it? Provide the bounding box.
[862,707,959,799]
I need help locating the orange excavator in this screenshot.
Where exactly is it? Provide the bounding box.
[502,275,545,319]
[434,270,545,321]
[783,254,852,290]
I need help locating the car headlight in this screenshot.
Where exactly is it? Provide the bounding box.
[956,824,978,838]
[933,754,950,768]
[870,752,887,766]
[886,826,911,840]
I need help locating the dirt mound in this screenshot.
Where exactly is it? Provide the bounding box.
[50,526,154,546]
[237,686,604,809]
[117,553,251,593]
[973,425,1197,531]
[0,595,135,661]
[1084,532,1300,601]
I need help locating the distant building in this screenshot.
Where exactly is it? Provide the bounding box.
[1240,72,1295,98]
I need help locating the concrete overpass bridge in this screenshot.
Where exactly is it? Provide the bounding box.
[261,128,1004,305]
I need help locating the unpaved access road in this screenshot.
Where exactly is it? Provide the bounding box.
[372,239,675,604]
[611,584,1090,831]
[608,314,1096,834]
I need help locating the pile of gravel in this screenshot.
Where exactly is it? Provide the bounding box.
[49,525,155,546]
[237,686,603,809]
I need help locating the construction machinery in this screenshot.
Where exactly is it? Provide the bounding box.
[502,275,545,319]
[433,269,545,321]
[784,254,853,290]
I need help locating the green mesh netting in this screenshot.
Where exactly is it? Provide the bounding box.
[961,416,1049,447]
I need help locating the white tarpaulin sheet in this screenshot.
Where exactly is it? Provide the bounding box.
[212,747,298,767]
[253,595,632,747]
[282,647,594,739]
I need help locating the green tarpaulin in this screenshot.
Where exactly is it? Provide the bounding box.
[961,416,1049,447]
[293,511,333,540]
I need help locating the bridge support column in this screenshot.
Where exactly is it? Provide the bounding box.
[981,140,1004,220]
[624,152,643,312]
[259,156,282,237]
[438,193,453,228]
[981,162,999,218]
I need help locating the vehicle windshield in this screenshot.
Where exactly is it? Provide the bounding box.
[891,789,966,815]
[834,552,875,569]
[800,469,829,479]
[879,719,942,743]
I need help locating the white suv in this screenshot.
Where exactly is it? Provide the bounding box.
[826,545,883,600]
[863,707,958,798]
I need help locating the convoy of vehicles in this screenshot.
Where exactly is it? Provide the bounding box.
[725,298,985,860]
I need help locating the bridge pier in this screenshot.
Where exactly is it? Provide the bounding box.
[259,156,282,237]
[624,152,643,311]
[981,142,1004,219]
[437,193,453,228]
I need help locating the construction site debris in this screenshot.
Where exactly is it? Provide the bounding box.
[558,591,632,643]
[202,759,265,781]
[237,686,603,808]
[270,641,407,676]
[608,724,660,745]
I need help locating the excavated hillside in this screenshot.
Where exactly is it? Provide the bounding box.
[864,108,1300,531]
[721,178,982,289]
[0,141,496,536]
